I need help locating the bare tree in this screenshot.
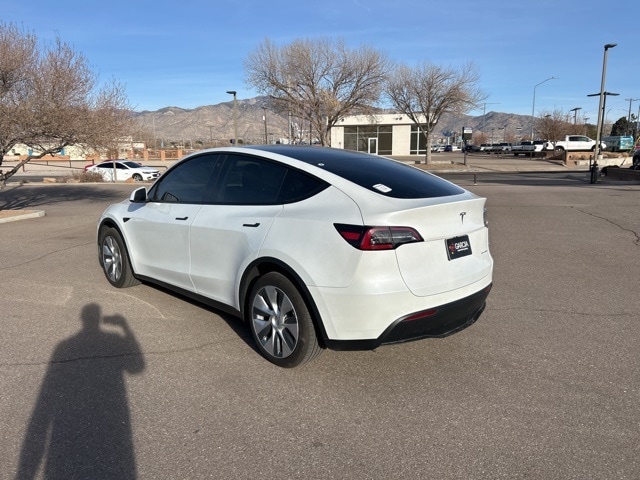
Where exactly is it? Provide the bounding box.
[245,37,388,146]
[385,61,485,164]
[537,109,573,147]
[0,23,132,184]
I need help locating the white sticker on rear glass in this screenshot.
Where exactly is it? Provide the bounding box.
[373,183,392,193]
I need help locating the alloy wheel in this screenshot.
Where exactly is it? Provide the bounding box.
[102,236,122,283]
[251,285,299,359]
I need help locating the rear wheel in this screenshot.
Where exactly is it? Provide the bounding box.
[247,272,322,367]
[98,227,140,288]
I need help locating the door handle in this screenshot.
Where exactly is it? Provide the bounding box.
[243,223,260,227]
[175,216,189,221]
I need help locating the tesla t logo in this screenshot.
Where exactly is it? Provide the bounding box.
[460,212,467,224]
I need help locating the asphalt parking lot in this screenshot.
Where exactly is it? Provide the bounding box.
[1,176,639,479]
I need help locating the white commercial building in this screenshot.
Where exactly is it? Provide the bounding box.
[330,113,433,156]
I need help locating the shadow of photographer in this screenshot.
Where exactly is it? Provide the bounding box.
[16,304,145,479]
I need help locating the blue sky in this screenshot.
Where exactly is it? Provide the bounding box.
[2,0,638,123]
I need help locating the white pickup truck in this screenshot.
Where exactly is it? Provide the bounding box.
[545,135,606,152]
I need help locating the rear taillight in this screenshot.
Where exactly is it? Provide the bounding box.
[334,224,423,250]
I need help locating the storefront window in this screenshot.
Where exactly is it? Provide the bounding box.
[343,125,392,155]
[410,125,428,155]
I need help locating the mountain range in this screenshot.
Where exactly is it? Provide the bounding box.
[132,97,534,146]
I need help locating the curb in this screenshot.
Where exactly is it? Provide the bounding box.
[0,210,46,224]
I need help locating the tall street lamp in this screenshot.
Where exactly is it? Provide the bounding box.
[481,102,499,139]
[570,107,582,125]
[588,92,619,143]
[226,90,238,145]
[531,77,557,141]
[588,42,617,183]
[262,106,268,144]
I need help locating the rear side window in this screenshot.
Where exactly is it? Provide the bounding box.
[278,168,328,203]
[216,154,328,205]
[247,146,464,199]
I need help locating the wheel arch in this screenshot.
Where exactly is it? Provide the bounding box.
[239,257,329,348]
[97,218,136,271]
[98,217,127,249]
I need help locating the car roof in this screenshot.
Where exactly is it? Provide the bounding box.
[243,145,464,199]
[185,145,465,200]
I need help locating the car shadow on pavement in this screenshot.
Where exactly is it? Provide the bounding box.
[15,304,145,480]
[146,281,259,354]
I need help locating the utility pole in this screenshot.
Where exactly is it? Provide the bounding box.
[625,98,639,135]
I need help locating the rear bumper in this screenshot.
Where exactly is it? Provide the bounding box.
[324,284,491,351]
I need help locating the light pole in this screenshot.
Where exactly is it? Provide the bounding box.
[226,90,238,145]
[595,95,619,138]
[588,43,616,183]
[531,77,556,141]
[570,107,582,125]
[262,107,268,144]
[481,102,499,139]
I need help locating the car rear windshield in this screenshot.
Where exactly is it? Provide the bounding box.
[249,146,465,199]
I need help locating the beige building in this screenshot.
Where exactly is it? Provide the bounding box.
[7,138,145,161]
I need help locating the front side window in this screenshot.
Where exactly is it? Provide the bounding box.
[149,153,223,204]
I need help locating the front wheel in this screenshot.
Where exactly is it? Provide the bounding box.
[247,272,322,367]
[98,227,140,288]
[132,173,143,182]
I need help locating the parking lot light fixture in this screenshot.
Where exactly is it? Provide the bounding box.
[590,43,617,183]
[570,107,582,125]
[262,106,268,144]
[226,90,238,145]
[531,77,557,141]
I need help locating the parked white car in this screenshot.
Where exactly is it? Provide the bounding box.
[86,160,161,182]
[97,146,493,367]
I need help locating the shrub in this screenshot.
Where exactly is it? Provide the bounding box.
[67,170,104,183]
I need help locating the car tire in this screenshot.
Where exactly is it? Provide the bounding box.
[98,227,140,288]
[247,272,322,367]
[132,173,143,182]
